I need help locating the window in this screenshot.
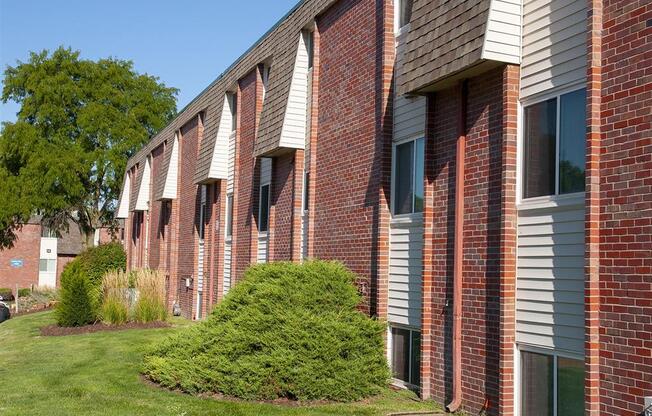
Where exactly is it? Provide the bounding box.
[305,31,314,70]
[39,259,55,273]
[226,194,234,237]
[41,227,57,238]
[228,93,237,132]
[520,350,584,416]
[522,89,586,199]
[391,327,420,387]
[261,65,271,101]
[393,137,424,215]
[258,184,270,232]
[303,171,310,212]
[397,0,413,30]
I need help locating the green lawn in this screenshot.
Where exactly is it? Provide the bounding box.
[0,311,438,416]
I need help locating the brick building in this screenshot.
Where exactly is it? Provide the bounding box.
[117,0,652,414]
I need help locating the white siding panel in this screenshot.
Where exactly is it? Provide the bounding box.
[279,33,309,149]
[135,158,151,211]
[257,234,268,264]
[223,241,232,295]
[227,133,236,194]
[161,135,179,199]
[208,96,232,180]
[481,0,522,64]
[393,95,426,142]
[516,204,585,354]
[520,0,587,99]
[301,213,308,260]
[388,215,423,327]
[116,173,131,218]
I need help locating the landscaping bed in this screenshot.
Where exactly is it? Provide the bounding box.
[41,320,169,336]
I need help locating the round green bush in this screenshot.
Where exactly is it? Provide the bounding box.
[55,242,126,327]
[142,261,390,402]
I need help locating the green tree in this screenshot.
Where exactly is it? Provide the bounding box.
[0,47,177,248]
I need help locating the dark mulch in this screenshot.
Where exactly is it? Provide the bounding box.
[40,321,170,336]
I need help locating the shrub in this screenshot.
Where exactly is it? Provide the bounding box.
[133,269,167,323]
[55,242,126,327]
[18,288,31,297]
[0,288,14,301]
[101,270,130,325]
[143,261,390,402]
[55,262,98,327]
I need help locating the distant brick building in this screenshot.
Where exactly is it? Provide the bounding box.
[117,0,652,415]
[0,218,122,290]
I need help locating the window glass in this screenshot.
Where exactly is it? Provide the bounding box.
[521,351,553,416]
[399,0,413,28]
[523,98,557,199]
[391,327,410,383]
[303,172,310,212]
[226,194,234,237]
[306,31,314,69]
[557,357,585,415]
[259,184,270,232]
[414,138,424,212]
[394,141,414,215]
[39,259,55,272]
[229,94,237,132]
[410,330,421,386]
[559,89,586,194]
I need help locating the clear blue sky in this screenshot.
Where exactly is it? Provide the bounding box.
[0,0,299,123]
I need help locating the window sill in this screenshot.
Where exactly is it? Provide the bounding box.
[517,192,585,212]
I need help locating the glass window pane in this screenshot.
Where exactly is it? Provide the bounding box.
[414,138,424,213]
[226,195,233,237]
[521,351,553,416]
[303,172,310,212]
[558,357,585,416]
[394,141,414,214]
[39,259,47,272]
[259,185,270,232]
[410,330,421,386]
[400,0,413,27]
[523,98,556,199]
[391,327,410,383]
[559,89,586,194]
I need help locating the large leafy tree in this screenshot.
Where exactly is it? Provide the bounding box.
[0,47,177,249]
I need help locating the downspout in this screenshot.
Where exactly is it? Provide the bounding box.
[446,80,467,413]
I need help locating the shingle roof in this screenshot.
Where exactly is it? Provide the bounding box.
[396,0,492,95]
[126,0,338,180]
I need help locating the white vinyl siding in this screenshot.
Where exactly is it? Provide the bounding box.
[520,0,587,98]
[388,215,423,327]
[223,241,232,294]
[223,111,236,296]
[393,95,426,143]
[208,95,233,180]
[516,203,585,354]
[116,173,131,219]
[162,134,179,199]
[482,0,522,64]
[38,237,58,288]
[279,32,310,149]
[135,158,151,211]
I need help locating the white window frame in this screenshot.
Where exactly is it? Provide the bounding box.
[517,84,586,209]
[391,135,424,219]
[394,0,412,36]
[228,93,237,133]
[225,193,234,242]
[261,64,271,101]
[387,324,421,390]
[515,344,584,416]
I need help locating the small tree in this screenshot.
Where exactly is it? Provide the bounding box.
[56,262,98,327]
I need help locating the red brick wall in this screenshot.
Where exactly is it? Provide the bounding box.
[175,116,200,318]
[148,144,164,270]
[423,67,506,415]
[598,1,652,414]
[0,224,40,290]
[56,254,76,287]
[270,151,295,261]
[234,69,262,282]
[312,0,390,315]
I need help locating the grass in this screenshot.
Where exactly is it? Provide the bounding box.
[0,311,438,416]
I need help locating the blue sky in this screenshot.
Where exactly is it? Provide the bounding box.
[0,0,299,123]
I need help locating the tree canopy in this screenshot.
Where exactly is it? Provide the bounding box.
[0,47,177,248]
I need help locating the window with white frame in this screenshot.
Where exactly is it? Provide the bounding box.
[261,64,271,101]
[303,171,310,213]
[393,137,424,215]
[39,259,56,272]
[305,31,314,70]
[228,93,237,132]
[258,184,270,232]
[522,88,586,200]
[390,326,420,387]
[226,194,234,238]
[199,185,207,241]
[520,349,584,416]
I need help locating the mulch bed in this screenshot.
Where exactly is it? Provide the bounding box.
[40,321,170,336]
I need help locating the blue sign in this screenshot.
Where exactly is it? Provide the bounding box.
[10,259,23,268]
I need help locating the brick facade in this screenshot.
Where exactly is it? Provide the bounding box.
[118,0,651,413]
[0,224,41,290]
